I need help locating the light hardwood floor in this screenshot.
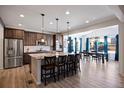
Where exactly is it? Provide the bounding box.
[0,61,124,88]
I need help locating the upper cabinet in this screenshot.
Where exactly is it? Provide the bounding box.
[4,28,54,47]
[53,34,63,51]
[24,32,37,46]
[4,28,24,39]
[24,31,53,46]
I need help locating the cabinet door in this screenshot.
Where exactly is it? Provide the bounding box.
[23,54,31,65]
[5,28,24,39]
[53,35,56,50]
[31,33,36,46]
[24,32,37,46]
[36,33,42,40]
[24,32,29,46]
[50,35,53,46]
[15,30,24,39]
[4,29,14,38]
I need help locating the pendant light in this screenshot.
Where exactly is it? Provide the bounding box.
[67,21,70,43]
[56,18,59,42]
[41,13,45,43]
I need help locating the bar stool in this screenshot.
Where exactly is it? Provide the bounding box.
[75,53,81,72]
[66,54,75,76]
[41,56,56,86]
[55,55,66,80]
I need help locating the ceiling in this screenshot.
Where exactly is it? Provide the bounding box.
[0,5,115,33]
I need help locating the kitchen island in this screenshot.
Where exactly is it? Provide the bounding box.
[29,52,68,85]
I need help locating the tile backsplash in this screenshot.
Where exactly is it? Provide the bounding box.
[24,45,51,53]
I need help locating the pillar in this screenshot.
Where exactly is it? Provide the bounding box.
[80,38,82,53]
[95,40,98,53]
[86,38,90,52]
[104,36,108,61]
[75,38,77,53]
[119,22,124,75]
[115,34,119,61]
[68,37,71,53]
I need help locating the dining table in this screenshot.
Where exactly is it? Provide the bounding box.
[82,51,106,63]
[88,52,105,63]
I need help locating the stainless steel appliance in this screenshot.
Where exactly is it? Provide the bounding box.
[4,39,23,68]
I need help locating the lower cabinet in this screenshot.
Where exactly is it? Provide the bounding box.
[23,53,31,65]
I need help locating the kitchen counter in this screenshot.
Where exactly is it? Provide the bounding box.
[29,52,68,60]
[24,50,50,54]
[29,52,68,85]
[23,51,52,65]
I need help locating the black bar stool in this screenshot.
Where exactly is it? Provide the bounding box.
[55,55,66,80]
[41,56,56,86]
[66,54,75,76]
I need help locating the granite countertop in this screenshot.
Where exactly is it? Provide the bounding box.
[29,52,68,60]
[24,50,51,54]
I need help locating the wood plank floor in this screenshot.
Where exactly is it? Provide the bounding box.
[0,61,124,88]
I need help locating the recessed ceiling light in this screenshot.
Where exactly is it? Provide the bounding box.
[18,24,22,26]
[49,22,53,25]
[20,14,24,18]
[85,20,89,23]
[65,11,70,15]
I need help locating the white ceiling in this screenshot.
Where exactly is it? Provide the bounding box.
[0,5,115,33]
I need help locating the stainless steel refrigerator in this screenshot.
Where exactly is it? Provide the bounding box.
[4,39,23,68]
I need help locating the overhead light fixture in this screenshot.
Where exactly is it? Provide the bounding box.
[41,13,45,43]
[65,11,70,15]
[20,14,24,18]
[67,21,70,43]
[56,18,59,43]
[85,20,89,23]
[41,38,45,42]
[49,22,53,25]
[18,24,22,26]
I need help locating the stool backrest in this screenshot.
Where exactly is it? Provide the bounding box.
[67,54,75,63]
[57,55,67,64]
[44,56,56,65]
[75,54,81,63]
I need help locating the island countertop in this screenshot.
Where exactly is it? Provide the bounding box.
[29,52,68,60]
[29,52,68,85]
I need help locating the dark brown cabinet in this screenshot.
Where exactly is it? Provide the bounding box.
[23,53,31,65]
[53,35,56,50]
[53,34,63,51]
[24,31,54,46]
[24,32,37,46]
[4,28,24,39]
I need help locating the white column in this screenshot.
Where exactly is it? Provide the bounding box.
[119,22,124,75]
[0,22,4,69]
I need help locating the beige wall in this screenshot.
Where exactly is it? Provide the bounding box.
[0,19,4,69]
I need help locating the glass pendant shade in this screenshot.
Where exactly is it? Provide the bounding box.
[41,38,45,42]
